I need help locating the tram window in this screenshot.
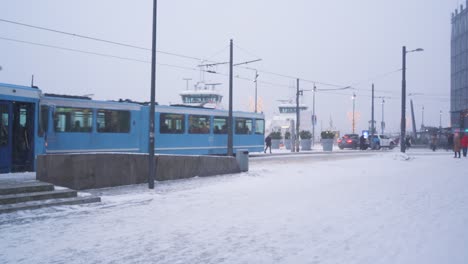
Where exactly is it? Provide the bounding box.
[255,119,265,135]
[54,107,93,132]
[38,105,49,137]
[160,113,185,134]
[97,110,130,133]
[189,115,210,134]
[213,117,227,134]
[0,105,8,146]
[235,118,252,134]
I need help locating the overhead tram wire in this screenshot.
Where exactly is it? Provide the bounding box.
[0,18,360,91]
[0,18,419,97]
[0,18,205,62]
[0,35,293,89]
[0,36,151,64]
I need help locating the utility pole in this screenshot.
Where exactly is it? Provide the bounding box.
[381,98,385,134]
[371,84,375,139]
[312,84,316,147]
[148,0,158,189]
[401,46,407,153]
[352,93,356,134]
[227,39,234,156]
[421,105,425,128]
[410,99,417,139]
[400,46,423,153]
[439,110,442,128]
[254,71,259,113]
[296,78,300,152]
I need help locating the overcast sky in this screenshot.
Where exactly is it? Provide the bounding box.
[0,0,464,133]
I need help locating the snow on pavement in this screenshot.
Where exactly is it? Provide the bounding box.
[1,151,468,264]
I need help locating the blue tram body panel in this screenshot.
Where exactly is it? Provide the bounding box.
[0,82,265,173]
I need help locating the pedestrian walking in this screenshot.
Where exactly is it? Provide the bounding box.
[447,133,454,151]
[461,133,468,157]
[264,134,272,154]
[405,136,412,150]
[454,133,461,158]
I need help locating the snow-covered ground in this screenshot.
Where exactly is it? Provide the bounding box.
[1,150,468,264]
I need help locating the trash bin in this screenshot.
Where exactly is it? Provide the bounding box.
[236,149,249,172]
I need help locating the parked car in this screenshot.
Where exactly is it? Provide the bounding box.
[368,134,396,149]
[337,134,360,149]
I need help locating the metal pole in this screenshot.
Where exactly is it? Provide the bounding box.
[254,70,258,113]
[381,98,385,134]
[312,85,316,146]
[401,46,406,153]
[296,78,300,152]
[439,110,442,128]
[352,93,356,134]
[227,39,234,156]
[422,105,424,128]
[148,0,158,189]
[410,99,417,139]
[371,84,375,137]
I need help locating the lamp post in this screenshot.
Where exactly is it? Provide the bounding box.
[439,110,442,128]
[400,46,423,153]
[352,93,356,134]
[422,105,425,128]
[381,98,385,134]
[254,70,259,113]
[312,84,316,146]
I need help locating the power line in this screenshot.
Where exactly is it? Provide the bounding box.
[0,18,397,92]
[233,44,262,61]
[0,36,151,64]
[0,18,204,61]
[0,35,299,90]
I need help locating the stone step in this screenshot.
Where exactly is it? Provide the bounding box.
[0,181,55,195]
[0,189,77,205]
[0,196,101,214]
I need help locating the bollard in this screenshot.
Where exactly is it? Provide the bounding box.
[236,149,249,172]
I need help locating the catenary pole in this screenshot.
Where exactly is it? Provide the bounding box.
[296,78,300,152]
[401,46,406,153]
[312,84,316,146]
[254,70,258,113]
[148,0,158,189]
[371,83,375,138]
[227,39,234,156]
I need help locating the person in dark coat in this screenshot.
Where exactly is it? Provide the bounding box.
[454,133,461,158]
[264,135,272,154]
[359,135,366,150]
[447,133,454,151]
[430,134,437,151]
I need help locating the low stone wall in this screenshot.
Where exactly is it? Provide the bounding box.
[36,153,241,190]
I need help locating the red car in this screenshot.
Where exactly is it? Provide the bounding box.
[337,134,360,149]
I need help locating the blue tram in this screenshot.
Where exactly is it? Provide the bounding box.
[0,82,265,173]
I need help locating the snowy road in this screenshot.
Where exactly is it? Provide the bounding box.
[1,150,468,264]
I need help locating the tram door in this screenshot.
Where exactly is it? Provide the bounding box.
[0,102,12,173]
[11,102,35,172]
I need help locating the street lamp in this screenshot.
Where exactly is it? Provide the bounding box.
[381,98,385,134]
[401,46,423,153]
[352,93,356,133]
[312,84,317,146]
[254,70,259,113]
[439,110,442,128]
